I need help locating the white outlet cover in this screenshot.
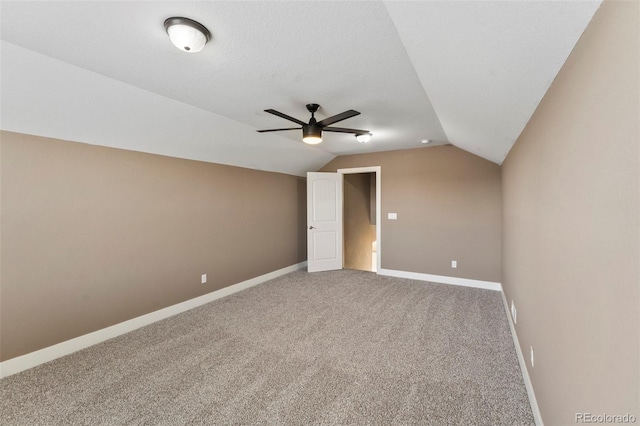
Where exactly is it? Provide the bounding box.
[530,346,535,368]
[201,274,207,284]
[388,212,398,220]
[451,260,457,268]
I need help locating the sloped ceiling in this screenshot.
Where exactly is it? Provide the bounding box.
[0,1,601,176]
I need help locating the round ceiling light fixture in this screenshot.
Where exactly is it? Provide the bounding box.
[356,133,372,143]
[164,17,211,53]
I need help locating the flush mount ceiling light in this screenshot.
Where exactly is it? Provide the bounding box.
[164,17,211,53]
[356,133,372,143]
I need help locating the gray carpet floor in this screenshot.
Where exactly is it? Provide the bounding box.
[1,269,534,425]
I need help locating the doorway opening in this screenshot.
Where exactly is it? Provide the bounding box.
[339,167,381,273]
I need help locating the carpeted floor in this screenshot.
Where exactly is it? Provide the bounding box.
[1,270,534,425]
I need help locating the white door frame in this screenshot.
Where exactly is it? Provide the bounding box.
[338,166,381,273]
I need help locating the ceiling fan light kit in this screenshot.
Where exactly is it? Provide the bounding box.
[302,126,323,144]
[164,17,210,53]
[258,103,371,145]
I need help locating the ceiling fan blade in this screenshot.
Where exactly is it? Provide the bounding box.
[323,126,370,134]
[264,109,307,126]
[256,127,301,133]
[317,110,360,127]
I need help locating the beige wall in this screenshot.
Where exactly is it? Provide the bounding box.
[501,1,639,423]
[343,173,376,271]
[0,131,306,361]
[322,146,502,282]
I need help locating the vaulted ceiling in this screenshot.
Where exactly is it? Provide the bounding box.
[1,1,601,176]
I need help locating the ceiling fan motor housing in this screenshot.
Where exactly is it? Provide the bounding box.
[303,123,322,139]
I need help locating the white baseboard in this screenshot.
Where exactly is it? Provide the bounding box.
[0,261,307,379]
[378,268,502,291]
[499,289,544,426]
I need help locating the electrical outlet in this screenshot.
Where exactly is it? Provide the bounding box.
[451,260,457,268]
[201,274,207,284]
[530,346,535,368]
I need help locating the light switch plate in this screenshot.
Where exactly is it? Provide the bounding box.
[388,213,397,220]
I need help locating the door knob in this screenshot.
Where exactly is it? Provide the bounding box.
[309,226,316,230]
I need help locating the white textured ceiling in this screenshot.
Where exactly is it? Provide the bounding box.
[0,1,601,176]
[384,0,602,163]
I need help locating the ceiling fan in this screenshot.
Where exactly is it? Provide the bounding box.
[257,103,371,144]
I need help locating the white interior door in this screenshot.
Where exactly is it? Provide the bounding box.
[307,172,343,272]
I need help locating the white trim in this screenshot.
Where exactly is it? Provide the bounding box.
[338,166,382,272]
[0,261,307,379]
[337,166,380,175]
[500,289,544,426]
[378,268,502,291]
